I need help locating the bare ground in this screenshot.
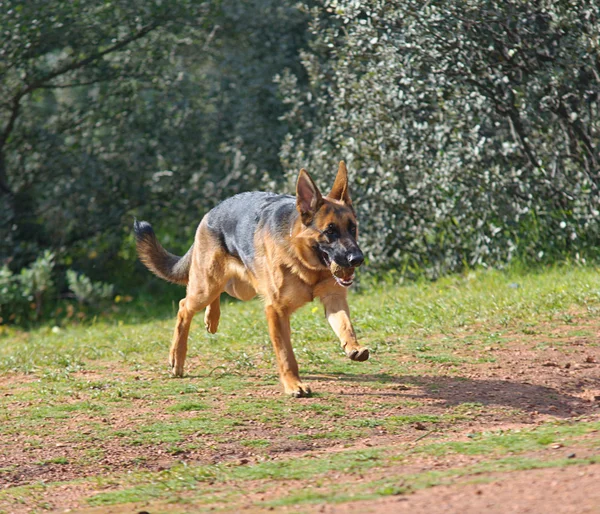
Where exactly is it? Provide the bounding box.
[312,463,600,514]
[1,317,599,512]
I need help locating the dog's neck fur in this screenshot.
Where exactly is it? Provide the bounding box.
[287,199,338,278]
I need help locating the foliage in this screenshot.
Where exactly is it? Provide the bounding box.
[2,0,600,318]
[280,0,600,277]
[0,0,309,285]
[1,1,203,267]
[0,251,117,324]
[0,250,54,324]
[66,270,114,306]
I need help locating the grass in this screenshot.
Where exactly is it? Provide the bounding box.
[3,266,600,376]
[1,265,600,512]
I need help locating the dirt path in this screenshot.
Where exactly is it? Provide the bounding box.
[312,463,600,514]
[1,316,600,513]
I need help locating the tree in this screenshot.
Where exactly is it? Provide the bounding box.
[0,1,208,264]
[281,0,600,276]
[0,0,309,288]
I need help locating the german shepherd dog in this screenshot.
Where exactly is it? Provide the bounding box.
[134,162,368,397]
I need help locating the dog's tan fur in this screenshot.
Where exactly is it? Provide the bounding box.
[136,162,367,396]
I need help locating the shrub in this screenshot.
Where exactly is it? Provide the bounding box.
[66,270,115,307]
[280,0,600,277]
[0,253,116,325]
[0,251,55,324]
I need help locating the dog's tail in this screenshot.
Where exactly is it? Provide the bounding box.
[133,220,193,286]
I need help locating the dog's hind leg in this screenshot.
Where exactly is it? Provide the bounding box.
[170,298,195,377]
[204,268,257,335]
[204,297,221,334]
[170,288,223,376]
[169,224,228,376]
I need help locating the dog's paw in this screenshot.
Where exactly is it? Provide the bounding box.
[346,347,369,362]
[204,307,220,334]
[168,356,185,377]
[284,381,312,398]
[204,318,219,334]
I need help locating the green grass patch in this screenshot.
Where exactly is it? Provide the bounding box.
[2,265,600,511]
[168,401,210,412]
[79,420,600,508]
[416,420,600,457]
[39,457,69,465]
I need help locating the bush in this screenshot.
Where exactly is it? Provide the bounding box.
[66,270,115,307]
[0,251,55,324]
[0,1,309,289]
[280,0,600,277]
[0,252,118,325]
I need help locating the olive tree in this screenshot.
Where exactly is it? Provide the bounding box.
[280,0,600,276]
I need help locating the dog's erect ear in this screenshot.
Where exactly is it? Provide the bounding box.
[296,168,323,224]
[329,161,352,205]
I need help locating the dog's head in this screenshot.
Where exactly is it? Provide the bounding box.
[296,161,364,287]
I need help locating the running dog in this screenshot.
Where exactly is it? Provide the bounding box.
[134,161,368,397]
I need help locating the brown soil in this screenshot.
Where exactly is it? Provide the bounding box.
[1,318,600,513]
[313,463,600,514]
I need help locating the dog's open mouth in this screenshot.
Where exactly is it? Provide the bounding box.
[318,249,355,287]
[319,249,332,267]
[333,271,355,287]
[330,262,355,288]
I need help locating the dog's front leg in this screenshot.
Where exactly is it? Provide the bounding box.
[321,293,369,362]
[265,305,311,397]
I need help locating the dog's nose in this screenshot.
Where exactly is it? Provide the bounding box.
[348,252,364,268]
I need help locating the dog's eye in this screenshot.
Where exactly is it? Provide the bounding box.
[324,224,337,236]
[349,223,357,237]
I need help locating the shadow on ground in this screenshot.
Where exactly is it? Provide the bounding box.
[305,372,600,418]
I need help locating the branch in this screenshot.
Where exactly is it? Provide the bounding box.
[0,155,13,196]
[0,21,160,150]
[506,106,538,170]
[35,77,118,89]
[0,95,21,150]
[464,77,539,171]
[25,22,159,94]
[552,99,597,166]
